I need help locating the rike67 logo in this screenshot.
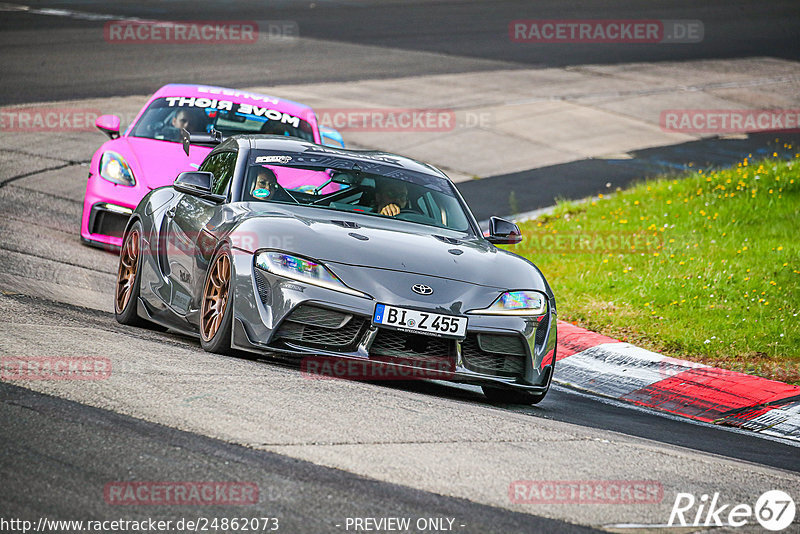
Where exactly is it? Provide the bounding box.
[669,490,795,531]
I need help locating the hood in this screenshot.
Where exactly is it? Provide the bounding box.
[114,137,211,189]
[228,204,549,293]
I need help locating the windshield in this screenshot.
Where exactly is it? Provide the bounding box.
[130,97,316,143]
[242,152,473,233]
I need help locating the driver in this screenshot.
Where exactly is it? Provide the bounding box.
[249,168,279,200]
[373,180,409,216]
[171,108,198,131]
[158,108,207,141]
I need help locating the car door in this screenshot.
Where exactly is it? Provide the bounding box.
[164,150,237,316]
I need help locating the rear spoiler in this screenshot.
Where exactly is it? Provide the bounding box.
[181,128,225,156]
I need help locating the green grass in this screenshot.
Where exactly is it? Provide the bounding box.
[507,150,800,383]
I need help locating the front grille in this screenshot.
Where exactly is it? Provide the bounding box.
[274,305,364,349]
[369,328,455,369]
[288,305,351,328]
[90,206,128,239]
[461,334,525,377]
[477,333,527,356]
[535,313,550,347]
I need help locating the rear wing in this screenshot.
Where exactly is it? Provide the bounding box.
[181,128,225,156]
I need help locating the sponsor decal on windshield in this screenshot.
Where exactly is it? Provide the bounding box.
[164,97,301,127]
[196,87,279,105]
[255,155,293,164]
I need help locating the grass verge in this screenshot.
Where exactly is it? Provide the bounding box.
[508,150,800,383]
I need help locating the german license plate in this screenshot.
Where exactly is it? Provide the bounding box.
[372,304,468,339]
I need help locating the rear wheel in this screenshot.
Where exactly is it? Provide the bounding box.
[482,386,547,405]
[114,221,146,326]
[200,245,234,354]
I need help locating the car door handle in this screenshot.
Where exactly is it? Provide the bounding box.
[166,207,176,218]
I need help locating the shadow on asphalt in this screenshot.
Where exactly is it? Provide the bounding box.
[459,131,800,221]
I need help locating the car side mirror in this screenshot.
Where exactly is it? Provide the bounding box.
[486,216,522,245]
[96,114,121,139]
[319,126,345,148]
[173,171,226,203]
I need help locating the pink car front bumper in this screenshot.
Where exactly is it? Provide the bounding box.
[80,174,148,248]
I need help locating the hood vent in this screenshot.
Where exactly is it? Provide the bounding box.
[332,220,360,229]
[434,235,461,245]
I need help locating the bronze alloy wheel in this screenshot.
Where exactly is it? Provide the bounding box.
[115,229,140,314]
[201,252,231,341]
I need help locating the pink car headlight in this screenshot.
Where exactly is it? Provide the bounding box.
[99,151,136,186]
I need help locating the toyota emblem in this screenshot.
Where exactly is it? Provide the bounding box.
[412,284,434,295]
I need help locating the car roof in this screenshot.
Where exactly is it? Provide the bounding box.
[238,135,450,180]
[151,83,315,122]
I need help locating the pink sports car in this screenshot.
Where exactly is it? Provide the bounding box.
[81,83,344,249]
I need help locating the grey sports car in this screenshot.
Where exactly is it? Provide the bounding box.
[115,135,557,404]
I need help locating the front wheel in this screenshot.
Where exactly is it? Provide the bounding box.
[200,245,234,354]
[482,386,547,405]
[114,221,146,326]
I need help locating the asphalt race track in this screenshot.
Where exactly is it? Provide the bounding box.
[1,2,799,533]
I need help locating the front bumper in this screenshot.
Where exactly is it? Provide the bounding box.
[81,174,143,248]
[230,253,556,391]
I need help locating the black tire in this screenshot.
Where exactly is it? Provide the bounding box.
[482,386,547,405]
[114,220,147,327]
[199,245,234,355]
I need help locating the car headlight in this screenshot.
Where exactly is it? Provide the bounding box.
[255,251,368,298]
[469,290,547,316]
[99,151,135,186]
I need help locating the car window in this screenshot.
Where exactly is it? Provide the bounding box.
[199,151,237,196]
[129,97,316,143]
[243,157,472,233]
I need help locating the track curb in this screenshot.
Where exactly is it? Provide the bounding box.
[554,321,800,442]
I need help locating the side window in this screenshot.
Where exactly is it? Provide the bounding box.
[198,151,237,196]
[199,153,222,175]
[212,152,237,195]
